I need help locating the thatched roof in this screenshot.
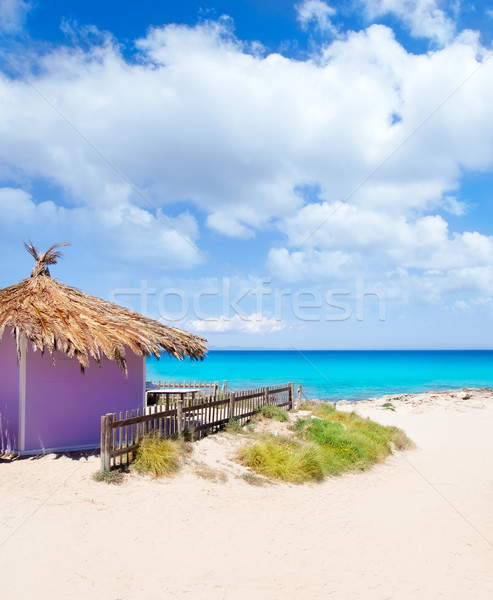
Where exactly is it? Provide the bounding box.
[0,243,207,374]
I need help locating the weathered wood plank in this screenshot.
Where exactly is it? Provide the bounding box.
[111,443,140,457]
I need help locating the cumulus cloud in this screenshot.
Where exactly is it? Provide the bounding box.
[267,198,493,297]
[187,313,286,334]
[296,0,338,35]
[273,203,493,271]
[360,0,456,46]
[0,187,203,273]
[1,18,493,305]
[1,21,491,236]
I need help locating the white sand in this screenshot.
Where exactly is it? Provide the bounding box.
[1,388,493,599]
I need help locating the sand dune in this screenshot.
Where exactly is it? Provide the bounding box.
[1,388,493,599]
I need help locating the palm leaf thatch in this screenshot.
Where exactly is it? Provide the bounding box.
[0,243,207,374]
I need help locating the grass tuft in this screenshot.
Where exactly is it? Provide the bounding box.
[238,434,326,483]
[386,426,416,450]
[240,472,270,486]
[224,419,246,434]
[259,405,289,422]
[298,400,321,410]
[309,402,337,419]
[133,435,183,478]
[92,469,125,485]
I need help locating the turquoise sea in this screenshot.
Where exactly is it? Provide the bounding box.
[146,350,493,401]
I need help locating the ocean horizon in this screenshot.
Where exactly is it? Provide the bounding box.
[146,349,493,401]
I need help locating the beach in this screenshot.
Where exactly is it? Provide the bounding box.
[1,388,493,599]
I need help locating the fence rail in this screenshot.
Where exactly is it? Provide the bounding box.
[146,379,227,399]
[101,382,294,471]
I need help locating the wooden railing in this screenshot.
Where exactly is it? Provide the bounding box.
[100,382,294,471]
[146,379,228,399]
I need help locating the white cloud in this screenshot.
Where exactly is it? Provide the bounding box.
[296,0,338,35]
[0,26,488,203]
[442,196,468,216]
[267,199,493,298]
[206,210,256,239]
[267,247,353,284]
[0,0,32,34]
[1,18,493,306]
[187,313,286,334]
[382,264,493,304]
[1,21,491,242]
[0,187,203,272]
[360,0,456,46]
[451,296,493,312]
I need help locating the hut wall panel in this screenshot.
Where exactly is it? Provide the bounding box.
[0,334,20,453]
[23,346,145,454]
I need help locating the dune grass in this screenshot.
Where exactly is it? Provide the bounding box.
[259,404,289,422]
[239,403,413,483]
[224,419,246,434]
[240,472,271,487]
[238,435,325,483]
[133,435,189,478]
[92,469,125,485]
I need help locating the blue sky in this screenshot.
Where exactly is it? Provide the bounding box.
[1,0,493,349]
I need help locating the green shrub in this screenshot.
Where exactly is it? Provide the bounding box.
[133,435,182,478]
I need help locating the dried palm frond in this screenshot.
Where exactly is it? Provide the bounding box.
[24,241,70,277]
[0,243,207,374]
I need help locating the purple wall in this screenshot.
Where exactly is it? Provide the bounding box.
[0,333,20,453]
[23,346,145,454]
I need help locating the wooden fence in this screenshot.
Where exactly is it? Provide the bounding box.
[146,379,228,399]
[101,382,294,471]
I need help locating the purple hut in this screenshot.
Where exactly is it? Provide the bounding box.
[0,243,206,455]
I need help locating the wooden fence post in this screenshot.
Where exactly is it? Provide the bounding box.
[222,380,228,398]
[297,385,302,410]
[228,391,236,421]
[264,386,269,407]
[101,413,113,472]
[214,381,219,400]
[177,398,184,436]
[289,382,294,410]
